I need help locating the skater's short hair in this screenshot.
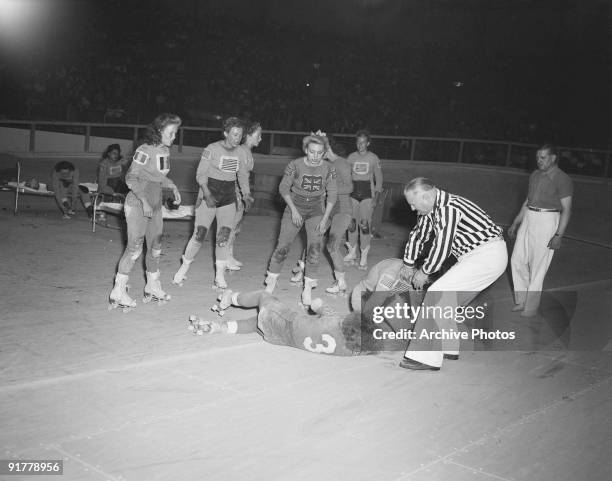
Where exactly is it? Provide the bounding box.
[328,135,346,157]
[54,161,75,172]
[302,133,328,153]
[144,113,182,146]
[355,129,371,141]
[404,177,436,195]
[245,121,262,137]
[223,116,244,133]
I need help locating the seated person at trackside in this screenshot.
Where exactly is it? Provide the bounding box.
[51,161,93,219]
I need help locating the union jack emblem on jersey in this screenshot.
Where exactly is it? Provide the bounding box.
[301,175,323,192]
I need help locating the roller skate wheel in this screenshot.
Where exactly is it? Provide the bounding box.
[196,330,204,336]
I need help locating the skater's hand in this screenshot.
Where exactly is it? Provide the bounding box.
[399,264,416,284]
[141,200,153,218]
[548,234,562,250]
[316,216,329,233]
[291,208,303,227]
[204,195,217,208]
[507,222,519,239]
[244,194,255,212]
[411,269,429,290]
[172,188,182,206]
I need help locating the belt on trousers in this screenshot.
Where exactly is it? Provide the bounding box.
[528,206,560,213]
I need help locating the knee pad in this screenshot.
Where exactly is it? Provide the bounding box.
[151,248,162,259]
[348,219,357,233]
[273,246,289,264]
[129,239,144,260]
[216,226,232,247]
[326,234,339,253]
[360,221,370,235]
[194,225,207,242]
[306,243,321,264]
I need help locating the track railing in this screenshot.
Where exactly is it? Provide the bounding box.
[1,120,610,179]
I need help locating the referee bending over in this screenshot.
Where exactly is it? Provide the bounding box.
[398,177,508,371]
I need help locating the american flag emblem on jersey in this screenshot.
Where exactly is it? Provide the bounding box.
[377,273,412,293]
[353,162,369,174]
[301,175,323,192]
[133,150,149,165]
[157,154,169,172]
[219,156,239,173]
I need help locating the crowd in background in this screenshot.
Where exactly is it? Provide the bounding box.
[0,5,606,149]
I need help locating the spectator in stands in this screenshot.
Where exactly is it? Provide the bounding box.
[97,143,129,197]
[50,161,93,219]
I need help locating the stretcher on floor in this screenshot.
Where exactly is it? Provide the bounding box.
[92,194,195,232]
[2,160,98,215]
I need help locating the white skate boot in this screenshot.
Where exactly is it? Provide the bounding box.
[211,289,235,316]
[109,273,137,312]
[226,244,242,271]
[143,270,171,305]
[301,277,318,308]
[358,246,370,271]
[325,271,347,297]
[290,260,305,284]
[264,271,279,293]
[172,255,192,286]
[214,260,228,290]
[343,242,357,266]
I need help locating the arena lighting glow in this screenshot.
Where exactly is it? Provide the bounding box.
[0,0,54,51]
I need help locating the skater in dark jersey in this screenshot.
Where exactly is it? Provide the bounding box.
[194,258,423,355]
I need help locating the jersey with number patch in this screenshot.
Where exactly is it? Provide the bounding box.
[278,157,338,206]
[257,297,359,356]
[125,143,177,211]
[347,151,383,193]
[196,141,250,200]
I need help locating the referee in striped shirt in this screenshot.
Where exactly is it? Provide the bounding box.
[398,177,508,371]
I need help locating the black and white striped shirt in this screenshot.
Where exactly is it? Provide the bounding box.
[403,189,502,275]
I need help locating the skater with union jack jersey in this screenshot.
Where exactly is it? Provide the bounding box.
[264,132,337,307]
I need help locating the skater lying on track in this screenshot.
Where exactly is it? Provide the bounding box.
[191,258,425,356]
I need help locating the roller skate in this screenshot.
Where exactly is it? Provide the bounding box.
[290,260,305,285]
[264,271,279,293]
[325,271,347,297]
[343,242,357,266]
[143,271,171,305]
[187,315,225,335]
[211,289,234,317]
[300,277,318,310]
[108,273,137,313]
[172,255,192,286]
[358,246,370,271]
[213,260,228,290]
[188,315,207,335]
